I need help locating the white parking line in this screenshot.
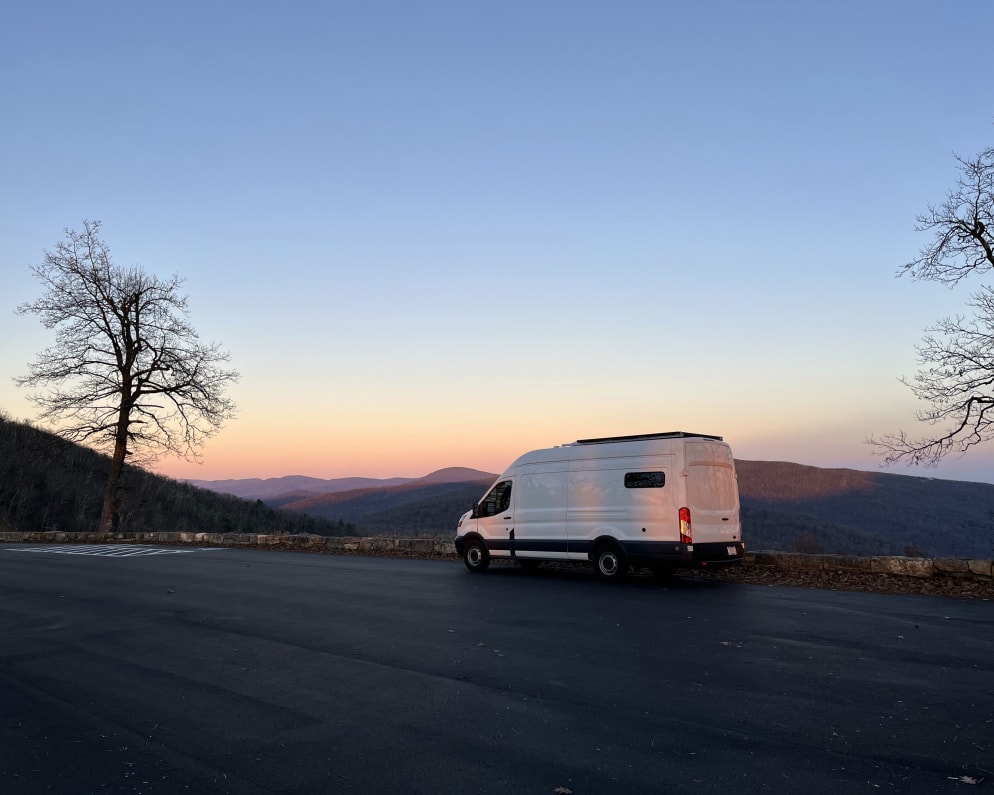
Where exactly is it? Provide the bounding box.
[5,545,224,557]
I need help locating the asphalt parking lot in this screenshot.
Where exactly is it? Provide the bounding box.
[2,545,991,793]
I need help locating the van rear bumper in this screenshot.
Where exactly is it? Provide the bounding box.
[688,541,745,567]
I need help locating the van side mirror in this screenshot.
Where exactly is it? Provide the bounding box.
[471,503,479,519]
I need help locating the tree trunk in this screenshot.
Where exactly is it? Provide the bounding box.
[98,409,130,537]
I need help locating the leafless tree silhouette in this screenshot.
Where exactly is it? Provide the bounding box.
[872,145,994,466]
[16,221,239,534]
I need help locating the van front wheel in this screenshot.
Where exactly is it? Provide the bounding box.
[463,538,491,573]
[593,543,628,582]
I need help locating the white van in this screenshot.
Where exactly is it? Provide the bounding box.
[455,432,743,580]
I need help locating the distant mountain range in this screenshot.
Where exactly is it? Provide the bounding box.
[189,462,994,558]
[186,467,493,501]
[187,467,498,536]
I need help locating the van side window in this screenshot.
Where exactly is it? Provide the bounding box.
[624,471,665,488]
[480,480,512,516]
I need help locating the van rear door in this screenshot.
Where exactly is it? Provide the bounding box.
[685,441,741,549]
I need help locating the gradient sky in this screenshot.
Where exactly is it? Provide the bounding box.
[3,1,994,484]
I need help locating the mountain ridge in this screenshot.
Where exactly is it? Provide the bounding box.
[185,467,496,501]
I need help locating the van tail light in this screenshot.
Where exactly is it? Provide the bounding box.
[679,507,692,544]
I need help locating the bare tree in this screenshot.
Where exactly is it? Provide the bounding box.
[872,146,994,466]
[16,221,239,534]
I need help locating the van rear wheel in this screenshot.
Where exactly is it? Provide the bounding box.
[463,538,490,572]
[593,543,628,582]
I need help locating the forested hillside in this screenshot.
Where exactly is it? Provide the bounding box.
[319,483,489,536]
[0,415,353,537]
[736,460,994,558]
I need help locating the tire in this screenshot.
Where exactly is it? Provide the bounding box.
[463,538,491,573]
[593,542,628,582]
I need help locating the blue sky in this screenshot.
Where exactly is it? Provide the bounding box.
[3,1,994,483]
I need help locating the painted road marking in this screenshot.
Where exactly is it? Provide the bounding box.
[5,545,225,557]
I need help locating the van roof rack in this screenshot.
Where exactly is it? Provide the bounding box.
[575,432,723,445]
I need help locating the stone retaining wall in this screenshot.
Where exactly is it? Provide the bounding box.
[1,531,991,582]
[748,550,993,580]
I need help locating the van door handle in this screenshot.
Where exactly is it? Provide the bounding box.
[503,516,512,520]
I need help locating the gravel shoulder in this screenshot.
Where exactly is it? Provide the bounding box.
[687,562,994,600]
[455,553,994,599]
